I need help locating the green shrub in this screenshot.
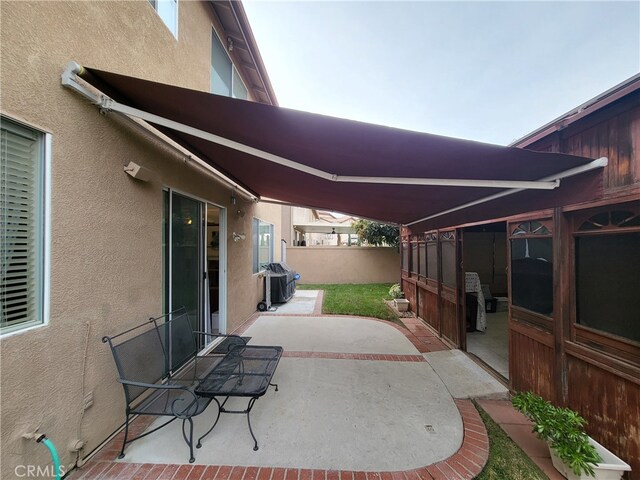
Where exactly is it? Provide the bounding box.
[512,392,601,477]
[388,283,404,299]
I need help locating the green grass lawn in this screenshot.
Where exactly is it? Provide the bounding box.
[297,283,547,479]
[297,283,401,324]
[475,402,549,480]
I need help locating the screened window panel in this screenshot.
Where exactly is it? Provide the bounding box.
[232,67,248,100]
[211,32,232,96]
[1,118,44,333]
[510,238,553,315]
[401,242,409,271]
[427,243,438,280]
[441,242,456,287]
[418,243,427,277]
[576,233,640,342]
[411,244,419,273]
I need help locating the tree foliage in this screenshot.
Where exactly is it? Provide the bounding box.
[352,219,399,247]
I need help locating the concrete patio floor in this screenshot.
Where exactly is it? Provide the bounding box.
[119,316,462,470]
[74,291,509,479]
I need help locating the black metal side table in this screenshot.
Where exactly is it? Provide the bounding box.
[194,344,283,451]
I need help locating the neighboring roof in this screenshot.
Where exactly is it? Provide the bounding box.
[294,223,356,234]
[511,73,640,148]
[209,1,277,105]
[74,67,605,232]
[314,210,357,223]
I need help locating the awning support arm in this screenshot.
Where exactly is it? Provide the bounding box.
[61,62,561,191]
[405,157,608,227]
[61,61,258,202]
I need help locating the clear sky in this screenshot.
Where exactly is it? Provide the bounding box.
[243,1,640,146]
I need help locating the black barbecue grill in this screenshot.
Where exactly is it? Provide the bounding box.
[257,262,297,311]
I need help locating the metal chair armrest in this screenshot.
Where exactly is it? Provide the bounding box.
[118,379,200,419]
[117,378,194,390]
[193,332,247,343]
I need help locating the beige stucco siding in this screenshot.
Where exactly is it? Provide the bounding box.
[0,1,280,477]
[287,247,400,284]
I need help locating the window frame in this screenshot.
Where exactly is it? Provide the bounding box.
[211,28,248,100]
[148,0,179,39]
[507,219,554,320]
[252,217,274,274]
[0,116,51,338]
[569,203,640,366]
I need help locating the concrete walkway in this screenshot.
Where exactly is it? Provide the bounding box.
[73,292,497,479]
[245,315,420,354]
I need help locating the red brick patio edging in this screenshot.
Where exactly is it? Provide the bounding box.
[71,399,488,480]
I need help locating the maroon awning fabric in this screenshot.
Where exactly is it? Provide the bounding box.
[79,67,603,231]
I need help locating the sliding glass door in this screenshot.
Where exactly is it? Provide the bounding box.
[163,190,226,363]
[164,192,202,367]
[170,193,202,327]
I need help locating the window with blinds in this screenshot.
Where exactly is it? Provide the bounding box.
[1,117,45,334]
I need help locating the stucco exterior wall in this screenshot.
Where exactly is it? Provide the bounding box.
[287,247,400,284]
[0,1,281,477]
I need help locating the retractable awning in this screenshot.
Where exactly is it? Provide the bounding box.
[62,62,606,231]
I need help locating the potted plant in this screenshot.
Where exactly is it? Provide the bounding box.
[389,283,409,312]
[512,392,631,480]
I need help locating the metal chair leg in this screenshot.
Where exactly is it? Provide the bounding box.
[118,413,130,459]
[269,382,279,392]
[182,418,196,463]
[197,398,222,448]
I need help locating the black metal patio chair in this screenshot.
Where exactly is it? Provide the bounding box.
[102,307,248,462]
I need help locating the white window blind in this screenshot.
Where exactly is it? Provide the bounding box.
[1,118,44,333]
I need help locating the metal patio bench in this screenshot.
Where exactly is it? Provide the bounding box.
[103,307,249,463]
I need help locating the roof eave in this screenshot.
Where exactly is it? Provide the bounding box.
[510,72,640,148]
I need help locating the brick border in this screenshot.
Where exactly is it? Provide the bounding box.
[71,399,488,480]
